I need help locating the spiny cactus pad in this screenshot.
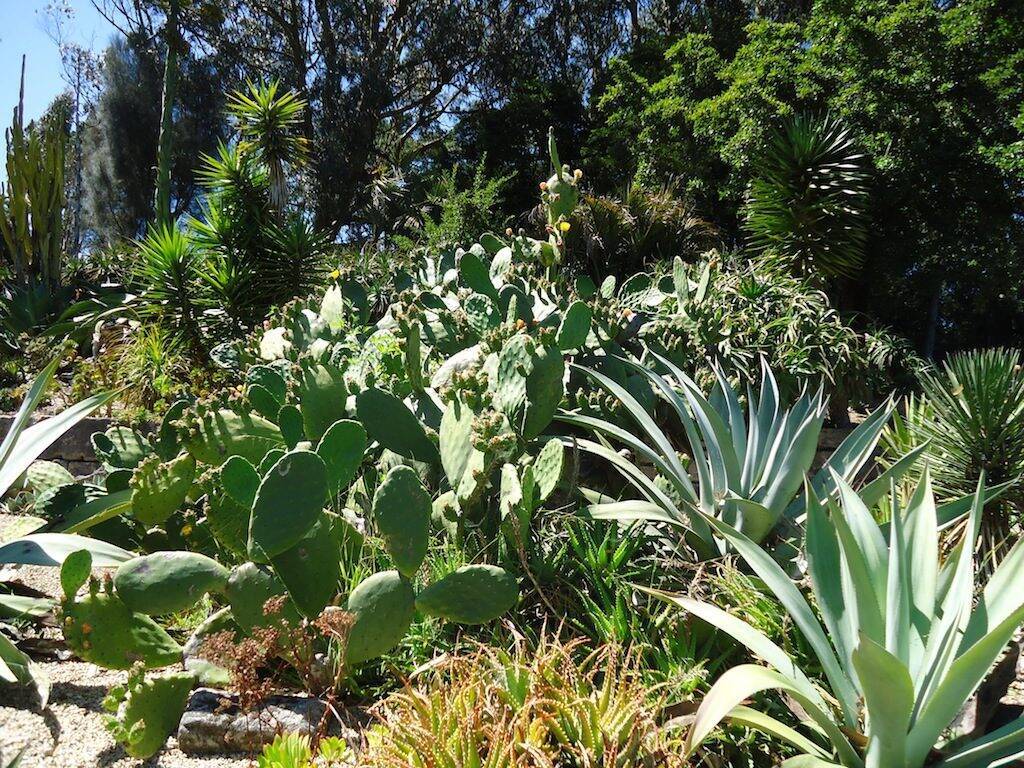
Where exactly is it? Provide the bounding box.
[248,449,328,559]
[93,427,151,470]
[129,453,196,526]
[355,387,439,464]
[344,570,416,665]
[104,669,195,758]
[414,565,518,625]
[372,465,431,578]
[224,562,300,632]
[62,591,182,669]
[298,363,348,442]
[494,335,565,439]
[533,438,564,502]
[114,552,229,615]
[439,397,480,490]
[185,410,284,466]
[269,515,340,617]
[316,419,367,496]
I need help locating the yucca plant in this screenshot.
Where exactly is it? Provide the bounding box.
[661,472,1024,767]
[226,80,308,211]
[744,114,869,279]
[915,349,1024,562]
[134,224,210,357]
[561,353,922,558]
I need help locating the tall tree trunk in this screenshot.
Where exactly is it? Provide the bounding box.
[153,0,180,229]
[924,280,942,359]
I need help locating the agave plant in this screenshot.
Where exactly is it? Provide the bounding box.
[561,352,923,558]
[744,113,869,279]
[660,472,1024,767]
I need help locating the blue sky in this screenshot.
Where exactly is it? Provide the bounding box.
[0,1,117,124]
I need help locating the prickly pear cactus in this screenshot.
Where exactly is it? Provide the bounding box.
[493,334,565,439]
[248,449,328,559]
[183,407,284,467]
[297,362,348,442]
[224,562,301,632]
[129,452,196,525]
[60,573,182,670]
[355,387,439,464]
[93,426,151,470]
[344,570,416,665]
[17,460,74,495]
[372,465,430,578]
[103,666,194,758]
[316,419,367,497]
[114,551,229,615]
[268,514,341,618]
[414,565,518,625]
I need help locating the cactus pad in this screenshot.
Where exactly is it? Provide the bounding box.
[298,363,348,442]
[269,515,340,617]
[114,552,229,615]
[104,668,195,758]
[556,300,592,350]
[185,410,284,466]
[129,453,196,526]
[224,562,301,632]
[248,449,328,559]
[355,387,439,464]
[414,565,518,625]
[344,570,416,665]
[61,591,182,669]
[316,419,367,497]
[372,465,430,578]
[93,427,151,470]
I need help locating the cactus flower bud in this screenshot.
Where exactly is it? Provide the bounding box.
[539,181,548,191]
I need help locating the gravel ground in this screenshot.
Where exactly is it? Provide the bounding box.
[1,514,251,767]
[0,661,252,768]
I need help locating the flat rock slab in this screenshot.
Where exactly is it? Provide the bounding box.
[177,688,366,755]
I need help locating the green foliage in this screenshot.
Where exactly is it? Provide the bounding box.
[114,551,228,615]
[744,114,869,279]
[671,475,1024,767]
[566,356,914,555]
[0,80,67,316]
[103,666,194,759]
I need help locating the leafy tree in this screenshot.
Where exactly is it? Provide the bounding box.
[588,0,1024,354]
[82,36,226,244]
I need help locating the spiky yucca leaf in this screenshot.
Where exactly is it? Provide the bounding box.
[744,114,869,279]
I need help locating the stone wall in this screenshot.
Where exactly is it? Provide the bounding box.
[0,416,116,478]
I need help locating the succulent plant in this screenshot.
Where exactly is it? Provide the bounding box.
[103,666,194,759]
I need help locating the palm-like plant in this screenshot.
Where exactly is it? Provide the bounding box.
[560,353,921,558]
[134,224,210,357]
[744,114,869,279]
[573,183,719,275]
[915,349,1024,561]
[226,80,308,211]
[664,473,1024,768]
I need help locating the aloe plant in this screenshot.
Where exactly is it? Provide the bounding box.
[659,472,1024,768]
[561,352,922,557]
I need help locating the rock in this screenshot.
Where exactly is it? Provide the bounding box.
[176,688,366,755]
